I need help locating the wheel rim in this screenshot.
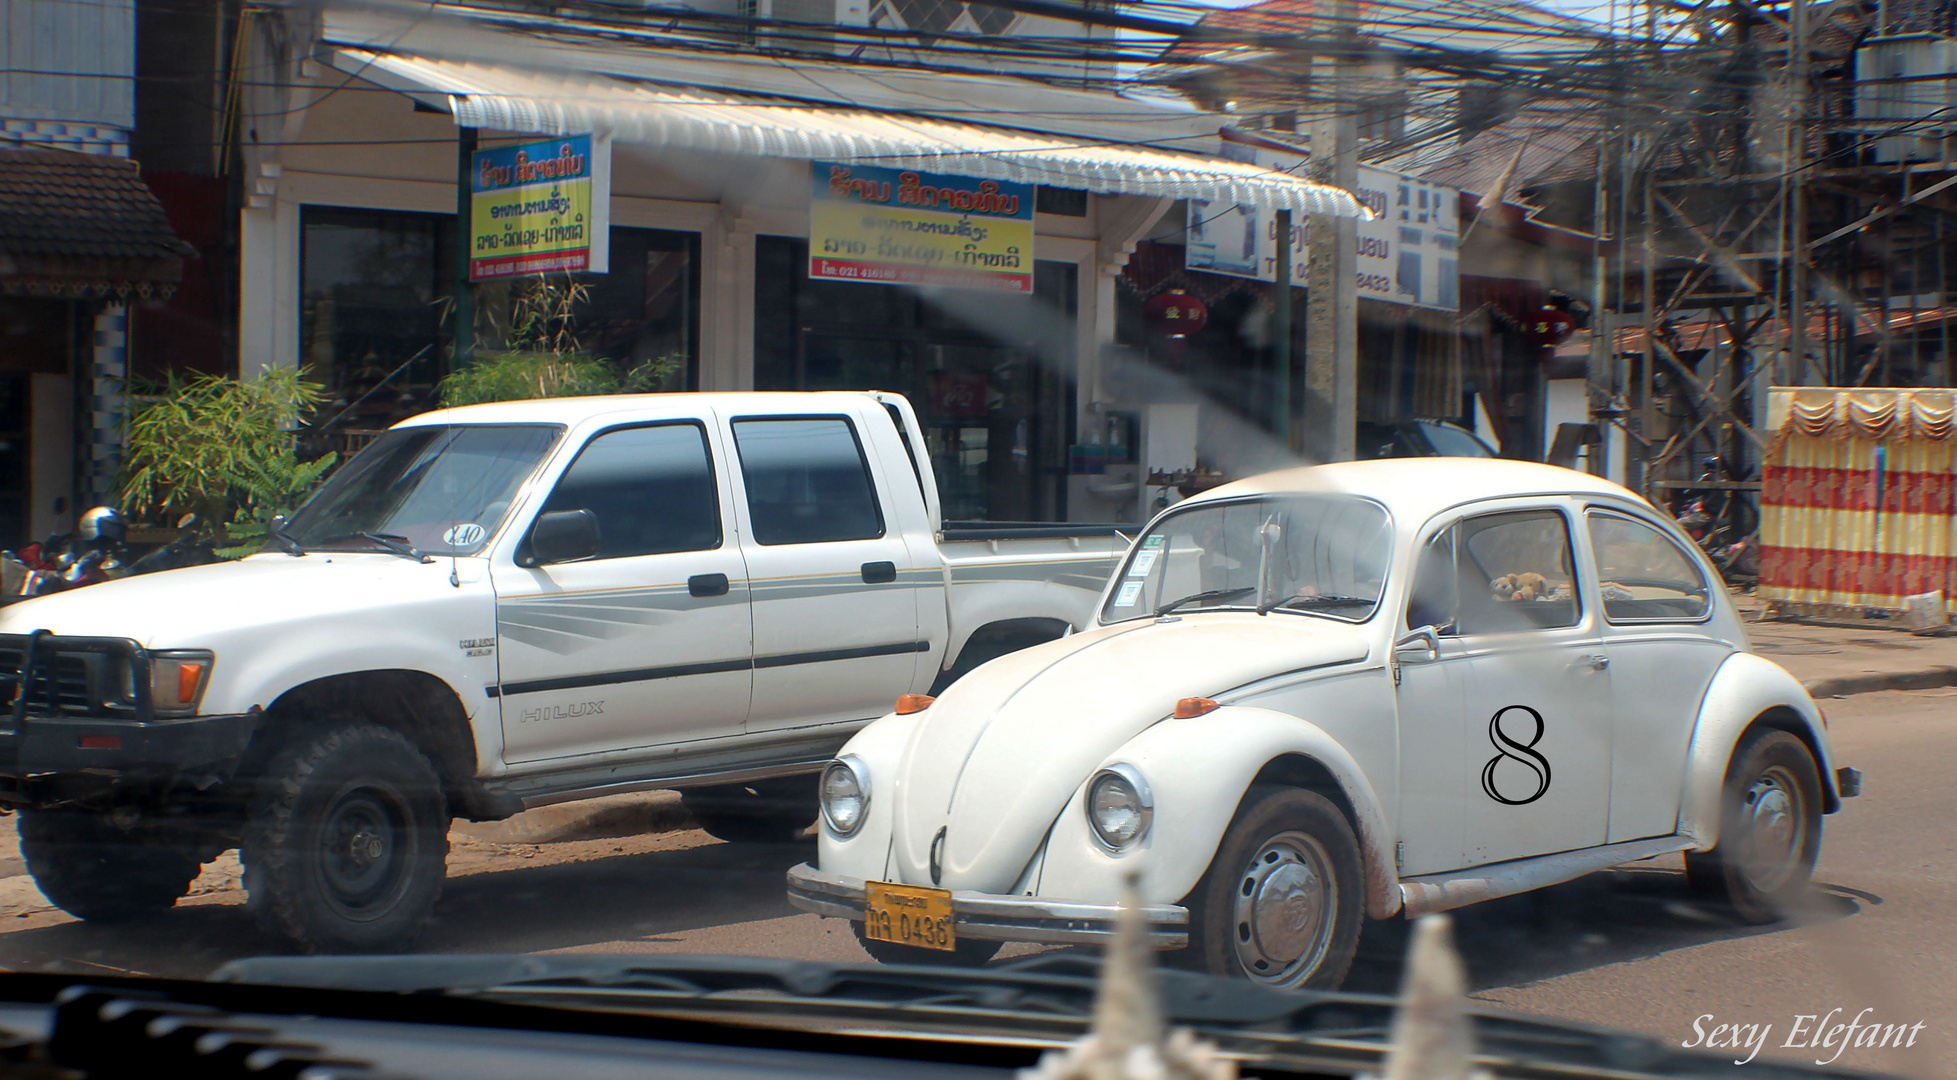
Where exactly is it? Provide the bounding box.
[315,778,417,921]
[1230,830,1338,988]
[1735,764,1808,894]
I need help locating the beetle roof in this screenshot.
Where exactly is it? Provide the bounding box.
[1186,458,1650,525]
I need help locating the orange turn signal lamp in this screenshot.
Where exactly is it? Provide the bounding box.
[896,693,936,715]
[1174,697,1220,719]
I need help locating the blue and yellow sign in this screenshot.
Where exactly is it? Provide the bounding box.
[810,163,1034,292]
[470,134,610,280]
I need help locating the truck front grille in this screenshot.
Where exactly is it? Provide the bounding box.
[0,635,144,720]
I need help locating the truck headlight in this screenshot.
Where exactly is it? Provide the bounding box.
[149,651,213,717]
[1087,764,1153,851]
[820,756,869,836]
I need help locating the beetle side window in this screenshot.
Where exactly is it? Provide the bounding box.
[1586,511,1711,622]
[733,416,885,545]
[539,422,721,559]
[1454,510,1580,633]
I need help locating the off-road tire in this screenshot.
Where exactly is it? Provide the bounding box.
[18,809,202,922]
[682,776,819,844]
[242,723,449,954]
[1684,728,1822,923]
[1180,785,1364,991]
[853,923,1003,967]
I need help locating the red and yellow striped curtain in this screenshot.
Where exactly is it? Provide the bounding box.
[1759,389,1957,611]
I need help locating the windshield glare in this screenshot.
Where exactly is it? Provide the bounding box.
[1101,495,1392,623]
[284,425,561,556]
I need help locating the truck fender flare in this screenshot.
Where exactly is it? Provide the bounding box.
[1678,651,1837,850]
[1091,705,1401,919]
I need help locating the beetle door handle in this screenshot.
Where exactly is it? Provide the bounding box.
[1584,654,1610,671]
[861,561,897,584]
[688,573,730,597]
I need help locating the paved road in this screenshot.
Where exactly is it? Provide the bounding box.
[0,689,1946,1076]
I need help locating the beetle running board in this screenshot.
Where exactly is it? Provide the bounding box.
[1398,836,1697,920]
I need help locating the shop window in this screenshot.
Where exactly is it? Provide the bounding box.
[541,422,721,558]
[732,417,884,545]
[299,207,453,435]
[1036,187,1088,217]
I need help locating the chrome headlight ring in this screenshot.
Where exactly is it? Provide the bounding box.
[820,755,871,837]
[1086,762,1154,852]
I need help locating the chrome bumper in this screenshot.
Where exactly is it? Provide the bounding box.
[786,862,1189,949]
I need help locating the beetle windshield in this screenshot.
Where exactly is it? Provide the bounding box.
[1101,494,1392,624]
[284,425,561,556]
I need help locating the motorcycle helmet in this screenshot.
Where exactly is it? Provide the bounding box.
[77,506,126,544]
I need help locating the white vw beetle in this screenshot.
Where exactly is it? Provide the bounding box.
[787,459,1859,988]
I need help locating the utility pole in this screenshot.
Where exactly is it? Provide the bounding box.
[1787,0,1809,386]
[1303,0,1359,464]
[1273,208,1293,447]
[454,126,479,372]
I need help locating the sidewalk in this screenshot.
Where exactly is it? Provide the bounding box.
[1736,592,1957,698]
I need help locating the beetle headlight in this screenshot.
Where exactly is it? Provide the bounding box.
[148,651,213,718]
[820,755,869,836]
[1086,764,1153,851]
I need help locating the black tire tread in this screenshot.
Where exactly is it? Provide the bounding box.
[242,722,448,954]
[1682,727,1822,924]
[19,809,201,923]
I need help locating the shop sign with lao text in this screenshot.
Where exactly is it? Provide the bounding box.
[470,134,611,280]
[810,163,1033,292]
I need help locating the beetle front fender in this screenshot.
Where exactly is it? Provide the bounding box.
[1678,652,1837,850]
[1036,705,1402,919]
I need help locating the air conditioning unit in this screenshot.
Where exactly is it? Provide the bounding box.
[751,0,868,52]
[1855,34,1956,163]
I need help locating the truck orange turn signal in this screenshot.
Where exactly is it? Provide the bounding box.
[895,694,936,715]
[1174,697,1219,719]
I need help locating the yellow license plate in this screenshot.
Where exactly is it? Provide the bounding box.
[863,881,955,952]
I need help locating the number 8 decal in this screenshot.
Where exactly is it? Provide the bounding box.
[1481,705,1553,806]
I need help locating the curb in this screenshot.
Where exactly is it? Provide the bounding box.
[1802,666,1957,699]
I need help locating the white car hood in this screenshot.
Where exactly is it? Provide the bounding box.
[890,613,1371,893]
[0,553,461,647]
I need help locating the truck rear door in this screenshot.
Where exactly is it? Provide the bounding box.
[724,404,933,733]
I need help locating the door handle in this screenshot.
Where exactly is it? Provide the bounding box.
[861,561,897,584]
[688,573,730,598]
[1583,654,1610,671]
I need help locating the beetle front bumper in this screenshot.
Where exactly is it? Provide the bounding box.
[786,862,1190,948]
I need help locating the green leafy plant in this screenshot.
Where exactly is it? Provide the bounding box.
[118,366,338,558]
[438,276,682,407]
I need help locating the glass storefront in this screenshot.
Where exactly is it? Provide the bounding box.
[754,237,1077,522]
[300,210,700,440]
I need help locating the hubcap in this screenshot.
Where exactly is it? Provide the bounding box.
[1736,765,1807,893]
[317,781,415,920]
[1230,830,1337,988]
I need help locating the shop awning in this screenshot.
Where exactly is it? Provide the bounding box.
[0,147,192,298]
[332,49,1368,219]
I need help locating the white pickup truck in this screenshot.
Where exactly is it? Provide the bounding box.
[0,391,1127,952]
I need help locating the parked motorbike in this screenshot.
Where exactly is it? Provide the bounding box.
[0,509,217,604]
[1670,455,1760,584]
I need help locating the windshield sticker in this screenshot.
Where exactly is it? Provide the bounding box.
[1114,581,1145,607]
[1128,551,1159,577]
[1142,535,1165,549]
[444,523,487,547]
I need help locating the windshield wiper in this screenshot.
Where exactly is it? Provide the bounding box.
[1257,593,1377,616]
[267,516,304,556]
[1153,586,1255,617]
[319,531,432,563]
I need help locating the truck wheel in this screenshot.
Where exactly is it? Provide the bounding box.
[242,723,449,954]
[18,809,202,922]
[853,923,1002,967]
[681,776,818,843]
[1180,786,1363,991]
[1684,728,1822,923]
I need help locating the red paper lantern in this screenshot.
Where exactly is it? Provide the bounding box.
[1143,289,1209,337]
[1522,305,1575,348]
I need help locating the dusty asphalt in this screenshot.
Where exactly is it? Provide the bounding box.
[0,688,1944,1076]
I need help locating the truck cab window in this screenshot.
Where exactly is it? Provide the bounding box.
[540,423,721,558]
[733,417,885,545]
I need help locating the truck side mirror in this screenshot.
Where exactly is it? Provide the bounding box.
[527,509,600,566]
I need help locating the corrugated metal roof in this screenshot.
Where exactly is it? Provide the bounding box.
[331,48,1368,218]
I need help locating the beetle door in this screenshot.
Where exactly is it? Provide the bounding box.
[1394,523,1473,875]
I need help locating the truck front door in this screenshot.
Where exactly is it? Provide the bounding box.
[493,420,753,763]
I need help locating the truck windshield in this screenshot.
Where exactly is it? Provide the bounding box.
[1101,494,1392,624]
[283,425,562,556]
